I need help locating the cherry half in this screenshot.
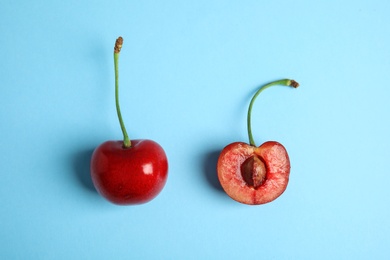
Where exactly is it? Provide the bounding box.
[90,37,168,205]
[217,79,299,205]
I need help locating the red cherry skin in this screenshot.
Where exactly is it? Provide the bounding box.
[90,139,168,205]
[217,141,290,205]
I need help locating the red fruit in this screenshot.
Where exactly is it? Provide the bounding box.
[217,79,298,205]
[90,37,168,205]
[91,140,168,205]
[217,141,290,205]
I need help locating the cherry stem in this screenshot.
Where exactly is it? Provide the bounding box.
[247,79,299,147]
[114,37,131,148]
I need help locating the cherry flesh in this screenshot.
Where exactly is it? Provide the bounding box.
[218,141,290,205]
[217,79,298,205]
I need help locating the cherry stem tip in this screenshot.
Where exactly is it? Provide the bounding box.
[114,36,123,53]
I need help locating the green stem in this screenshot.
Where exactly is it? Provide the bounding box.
[114,37,131,148]
[247,79,299,147]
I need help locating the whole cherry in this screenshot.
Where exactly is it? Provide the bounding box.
[217,79,299,205]
[90,37,168,205]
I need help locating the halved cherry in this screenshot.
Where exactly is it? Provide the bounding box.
[217,79,299,205]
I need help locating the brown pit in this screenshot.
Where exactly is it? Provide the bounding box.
[240,156,267,189]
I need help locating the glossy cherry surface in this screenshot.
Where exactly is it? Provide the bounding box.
[91,139,168,205]
[90,37,168,205]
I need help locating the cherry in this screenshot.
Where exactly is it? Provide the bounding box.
[90,37,168,205]
[217,79,299,205]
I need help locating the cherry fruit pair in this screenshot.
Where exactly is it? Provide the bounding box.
[90,37,299,206]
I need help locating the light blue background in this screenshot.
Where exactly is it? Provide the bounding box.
[1,0,389,259]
